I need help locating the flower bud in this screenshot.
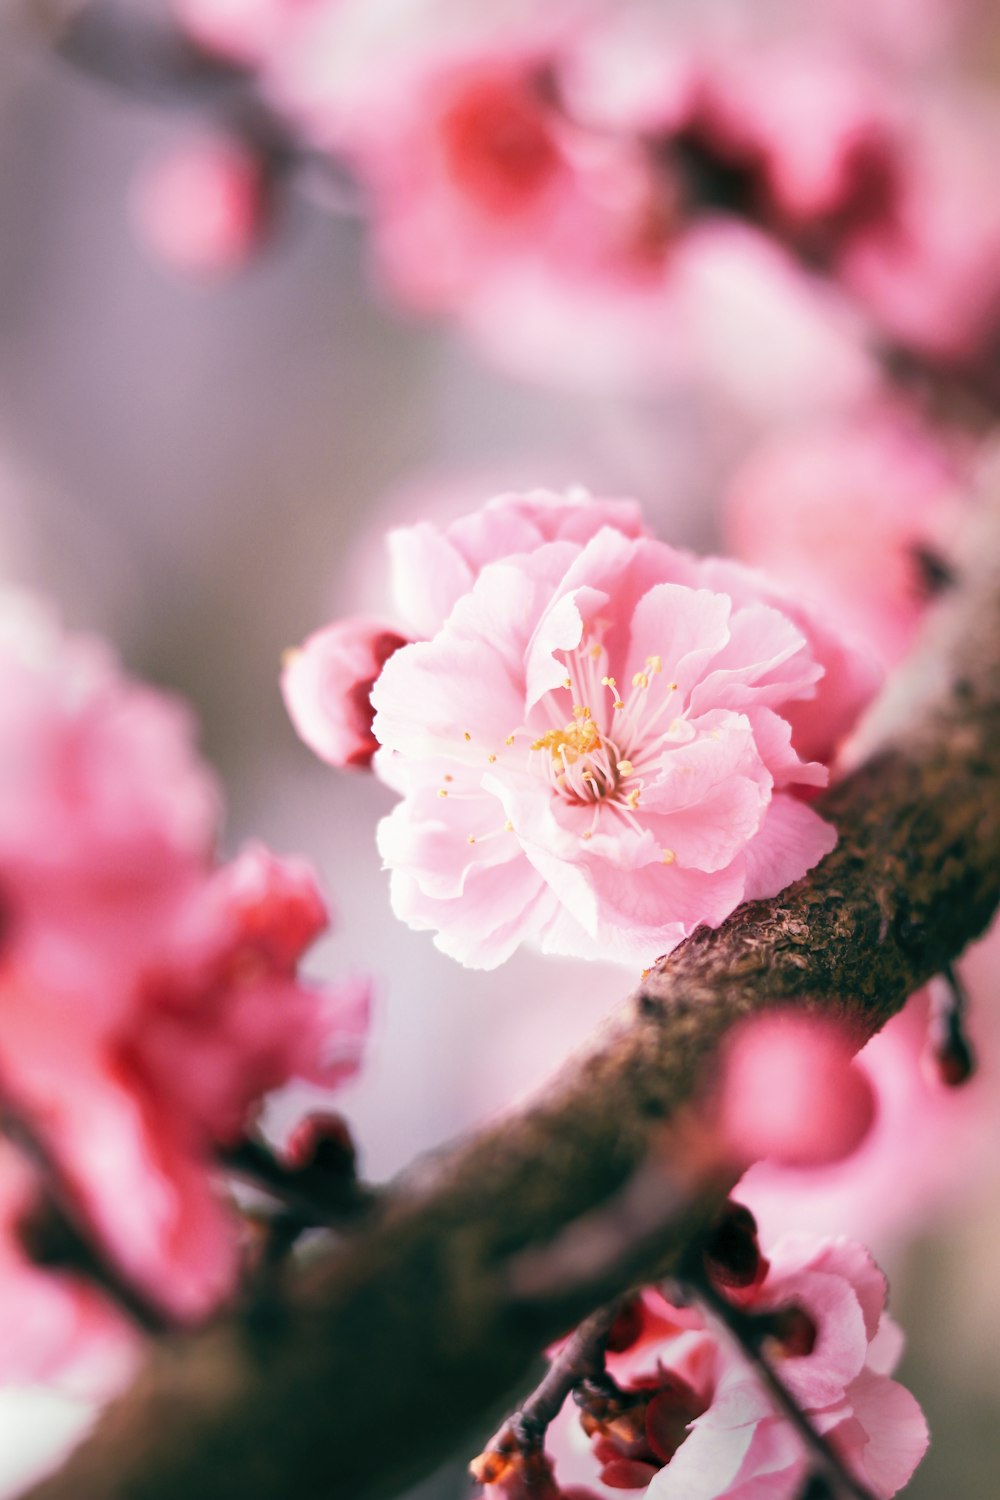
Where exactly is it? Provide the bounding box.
[717,1009,876,1168]
[132,134,273,276]
[282,618,409,770]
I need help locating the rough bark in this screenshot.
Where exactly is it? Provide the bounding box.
[21,494,1000,1500]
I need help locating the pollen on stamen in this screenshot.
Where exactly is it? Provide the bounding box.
[589,643,602,661]
[504,820,514,833]
[438,789,448,798]
[616,759,634,776]
[613,698,625,710]
[505,734,515,746]
[487,754,497,764]
[601,675,617,689]
[463,731,472,742]
[646,655,662,675]
[467,835,476,845]
[582,830,593,840]
[562,676,572,689]
[661,848,676,865]
[572,704,592,721]
[632,671,649,689]
[626,788,641,810]
[668,681,678,692]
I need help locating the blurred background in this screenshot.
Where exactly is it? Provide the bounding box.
[0,3,999,1495]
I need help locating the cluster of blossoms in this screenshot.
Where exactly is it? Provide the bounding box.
[285,487,879,969]
[0,590,367,1387]
[151,0,1000,411]
[481,1212,927,1500]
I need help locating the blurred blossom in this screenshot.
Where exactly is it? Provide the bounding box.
[717,1010,877,1169]
[0,590,368,1346]
[131,135,273,277]
[724,409,968,668]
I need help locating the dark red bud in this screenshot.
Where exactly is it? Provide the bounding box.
[703,1200,768,1294]
[285,1113,357,1178]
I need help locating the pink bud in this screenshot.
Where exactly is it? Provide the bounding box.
[281,618,408,770]
[717,1010,876,1168]
[132,135,271,276]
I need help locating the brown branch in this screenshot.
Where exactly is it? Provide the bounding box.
[19,487,1000,1500]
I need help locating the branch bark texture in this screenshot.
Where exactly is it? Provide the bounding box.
[22,493,1000,1500]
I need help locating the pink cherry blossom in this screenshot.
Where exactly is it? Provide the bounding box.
[531,1232,925,1500]
[366,491,879,969]
[172,0,319,66]
[651,1236,927,1500]
[0,590,368,1343]
[724,411,967,668]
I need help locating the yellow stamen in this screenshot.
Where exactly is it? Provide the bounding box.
[504,820,514,833]
[661,848,676,865]
[563,676,572,689]
[572,704,592,721]
[668,681,678,692]
[626,788,641,810]
[505,734,515,746]
[582,830,593,840]
[463,731,472,742]
[487,754,497,764]
[589,643,602,660]
[632,671,649,689]
[438,789,448,799]
[646,655,662,674]
[602,675,617,689]
[616,759,634,776]
[467,835,476,845]
[613,698,625,710]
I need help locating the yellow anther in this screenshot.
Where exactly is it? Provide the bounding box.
[661,848,676,865]
[463,731,472,742]
[443,773,454,782]
[632,671,649,689]
[487,754,497,764]
[438,789,448,798]
[601,675,617,689]
[582,830,593,840]
[646,655,662,674]
[572,704,592,721]
[467,835,476,845]
[641,967,651,981]
[613,698,625,710]
[563,676,572,689]
[505,734,515,746]
[589,643,603,660]
[668,681,678,692]
[626,788,641,810]
[582,770,595,782]
[504,820,514,833]
[616,759,634,776]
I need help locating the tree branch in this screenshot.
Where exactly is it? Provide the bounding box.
[20,487,1000,1500]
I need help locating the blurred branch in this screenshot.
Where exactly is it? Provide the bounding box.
[19,485,1000,1500]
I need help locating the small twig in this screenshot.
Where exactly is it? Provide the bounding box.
[927,963,977,1086]
[470,1300,623,1483]
[692,1275,879,1500]
[0,1097,171,1336]
[223,1137,378,1226]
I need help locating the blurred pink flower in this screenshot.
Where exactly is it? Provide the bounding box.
[361,491,877,969]
[0,592,368,1339]
[172,0,319,65]
[718,1010,877,1169]
[532,1232,925,1500]
[131,135,272,277]
[724,411,967,668]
